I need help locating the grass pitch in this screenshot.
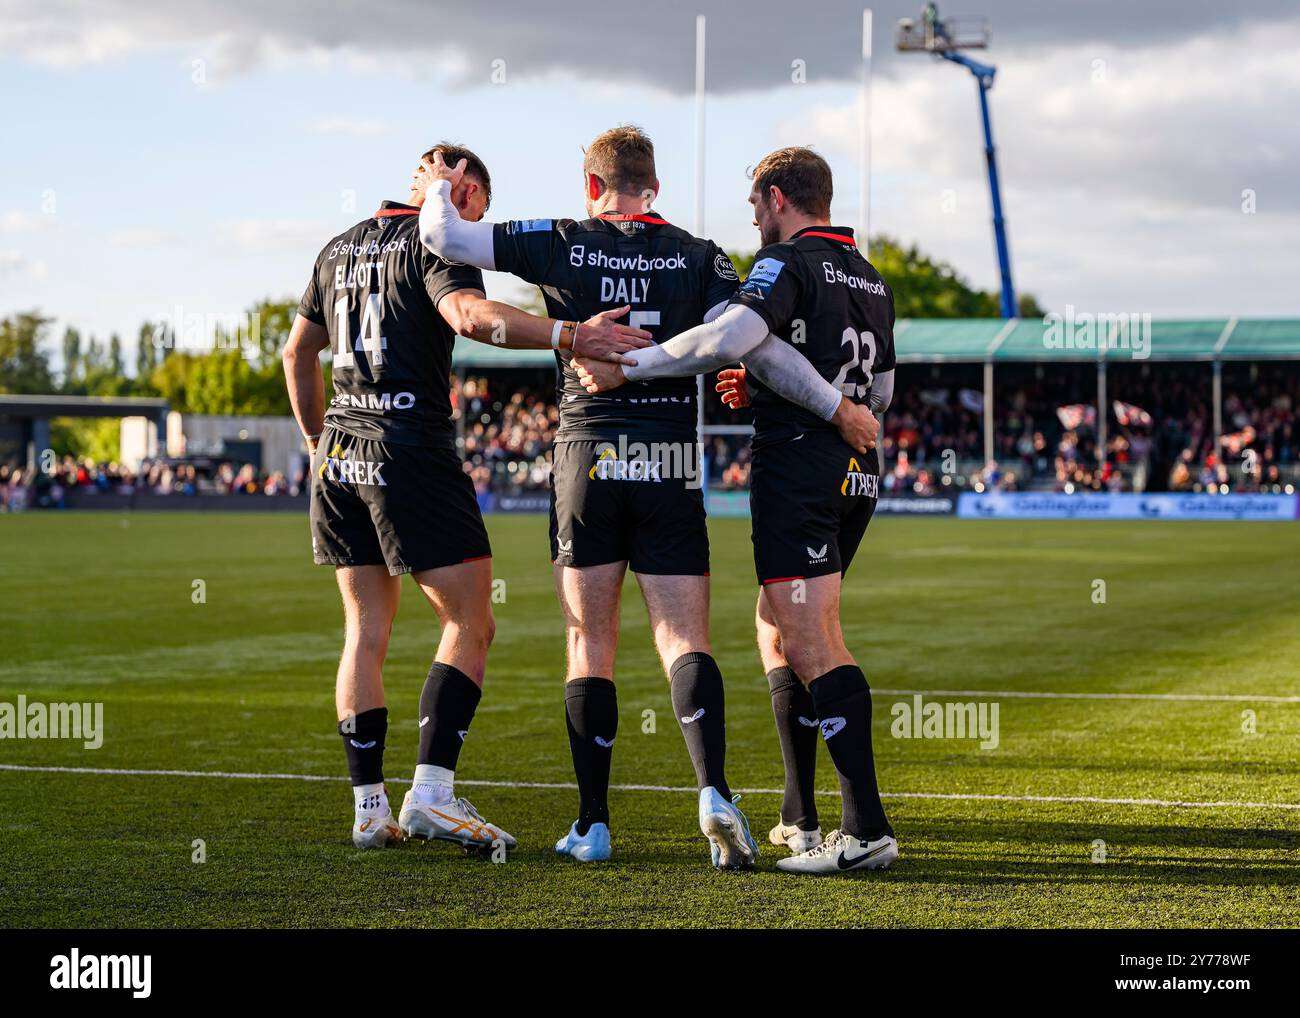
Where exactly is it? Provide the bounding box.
[1,511,1297,928]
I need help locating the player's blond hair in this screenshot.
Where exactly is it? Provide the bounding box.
[583,125,657,198]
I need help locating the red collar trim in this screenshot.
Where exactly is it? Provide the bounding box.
[375,208,420,218]
[596,212,669,225]
[799,229,857,244]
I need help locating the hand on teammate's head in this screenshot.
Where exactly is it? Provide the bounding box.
[412,152,467,205]
[427,151,467,186]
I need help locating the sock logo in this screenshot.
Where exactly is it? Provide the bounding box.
[797,715,820,728]
[594,735,615,748]
[819,716,847,740]
[419,716,431,727]
[680,708,706,725]
[349,739,377,749]
[457,730,468,741]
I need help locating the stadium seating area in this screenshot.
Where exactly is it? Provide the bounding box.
[882,362,1297,495]
[3,363,1295,510]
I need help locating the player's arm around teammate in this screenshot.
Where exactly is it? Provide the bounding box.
[418,128,762,868]
[576,147,901,874]
[284,143,549,856]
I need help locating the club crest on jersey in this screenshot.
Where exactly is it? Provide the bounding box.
[318,444,387,487]
[738,256,785,299]
[840,456,878,497]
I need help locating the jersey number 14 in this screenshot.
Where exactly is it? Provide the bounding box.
[332,294,387,370]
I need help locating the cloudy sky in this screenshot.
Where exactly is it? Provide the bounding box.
[2,0,1298,357]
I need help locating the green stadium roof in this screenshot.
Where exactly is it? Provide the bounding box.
[453,317,1300,369]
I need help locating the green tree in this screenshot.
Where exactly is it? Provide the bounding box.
[727,237,1042,318]
[135,322,158,381]
[727,251,756,280]
[0,311,56,393]
[61,326,82,387]
[149,348,290,416]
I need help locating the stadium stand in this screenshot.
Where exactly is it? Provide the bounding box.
[3,319,1295,511]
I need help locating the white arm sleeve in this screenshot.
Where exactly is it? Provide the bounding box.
[622,304,768,381]
[742,336,844,422]
[702,300,730,324]
[868,369,895,412]
[418,180,497,270]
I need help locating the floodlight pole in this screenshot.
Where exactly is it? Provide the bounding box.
[940,50,1017,319]
[859,9,873,251]
[693,15,707,447]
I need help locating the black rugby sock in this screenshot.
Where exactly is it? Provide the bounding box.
[808,665,892,841]
[339,706,388,788]
[767,666,819,830]
[669,652,731,799]
[416,663,481,770]
[564,677,618,835]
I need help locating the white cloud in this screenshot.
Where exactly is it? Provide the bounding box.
[0,249,48,281]
[1,210,59,233]
[776,19,1300,314]
[109,229,177,248]
[5,0,1299,92]
[222,219,332,252]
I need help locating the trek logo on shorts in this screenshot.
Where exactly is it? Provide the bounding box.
[841,456,879,497]
[588,446,662,482]
[319,443,387,487]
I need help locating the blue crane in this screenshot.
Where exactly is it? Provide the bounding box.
[898,8,1018,318]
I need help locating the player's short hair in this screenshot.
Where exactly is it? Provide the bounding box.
[423,142,492,210]
[583,125,657,198]
[749,146,833,218]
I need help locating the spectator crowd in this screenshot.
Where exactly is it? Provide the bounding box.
[5,366,1297,511]
[880,364,1298,495]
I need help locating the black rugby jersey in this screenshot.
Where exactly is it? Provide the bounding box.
[729,226,896,447]
[298,201,485,447]
[493,212,740,441]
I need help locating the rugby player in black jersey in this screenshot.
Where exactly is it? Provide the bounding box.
[282,142,651,853]
[418,127,876,868]
[575,147,899,874]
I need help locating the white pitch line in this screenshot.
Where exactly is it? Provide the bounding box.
[2,763,1297,810]
[873,688,1300,704]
